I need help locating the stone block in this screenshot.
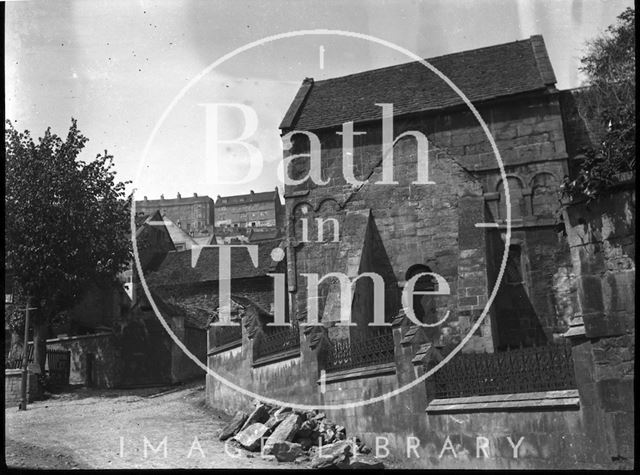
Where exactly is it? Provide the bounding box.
[270,441,304,462]
[597,379,634,412]
[239,403,271,432]
[458,296,478,307]
[233,422,271,452]
[265,411,288,431]
[264,413,303,454]
[311,440,352,469]
[219,411,248,441]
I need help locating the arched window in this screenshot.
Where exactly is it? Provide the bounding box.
[497,177,525,221]
[531,173,559,217]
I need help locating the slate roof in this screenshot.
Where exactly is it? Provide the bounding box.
[280,35,556,131]
[215,189,279,206]
[181,305,214,329]
[134,289,184,317]
[145,238,284,287]
[177,295,271,326]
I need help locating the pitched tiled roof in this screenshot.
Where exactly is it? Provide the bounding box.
[281,35,556,131]
[215,189,279,206]
[176,295,270,327]
[145,238,284,287]
[182,306,213,329]
[134,289,184,317]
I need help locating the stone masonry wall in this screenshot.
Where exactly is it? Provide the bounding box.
[5,369,41,406]
[47,333,121,388]
[285,111,488,352]
[205,324,320,413]
[285,91,568,353]
[562,182,635,466]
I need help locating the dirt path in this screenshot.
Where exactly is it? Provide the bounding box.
[5,381,309,469]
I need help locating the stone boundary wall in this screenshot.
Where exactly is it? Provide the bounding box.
[4,369,41,406]
[562,182,635,467]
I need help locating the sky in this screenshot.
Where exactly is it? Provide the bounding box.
[5,0,634,201]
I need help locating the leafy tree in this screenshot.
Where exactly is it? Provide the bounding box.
[562,7,635,199]
[5,119,132,374]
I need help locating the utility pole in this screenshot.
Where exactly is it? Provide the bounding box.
[19,296,36,411]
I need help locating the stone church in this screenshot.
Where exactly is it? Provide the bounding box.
[198,36,634,468]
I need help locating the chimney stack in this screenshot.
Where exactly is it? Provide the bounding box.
[160,194,165,200]
[193,193,198,197]
[144,196,148,201]
[177,192,181,199]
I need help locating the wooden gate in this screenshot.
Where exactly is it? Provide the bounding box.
[4,347,70,388]
[45,349,71,388]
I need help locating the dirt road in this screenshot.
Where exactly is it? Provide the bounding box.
[5,381,308,469]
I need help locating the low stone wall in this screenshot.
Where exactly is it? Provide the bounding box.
[314,352,607,468]
[206,314,631,468]
[205,327,320,415]
[5,369,41,406]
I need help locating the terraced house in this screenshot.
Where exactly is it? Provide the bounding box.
[201,36,634,469]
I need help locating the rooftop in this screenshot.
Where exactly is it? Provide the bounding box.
[136,193,214,205]
[145,238,285,287]
[215,188,280,206]
[280,35,557,131]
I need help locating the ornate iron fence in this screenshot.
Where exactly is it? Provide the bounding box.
[254,321,300,360]
[212,325,243,348]
[326,327,395,372]
[432,344,577,399]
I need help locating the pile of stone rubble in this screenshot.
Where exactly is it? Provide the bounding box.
[219,401,385,469]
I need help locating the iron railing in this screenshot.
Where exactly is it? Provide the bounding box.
[432,344,577,399]
[212,324,243,348]
[326,328,395,372]
[254,321,300,360]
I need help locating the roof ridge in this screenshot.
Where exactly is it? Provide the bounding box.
[529,35,557,86]
[312,36,539,86]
